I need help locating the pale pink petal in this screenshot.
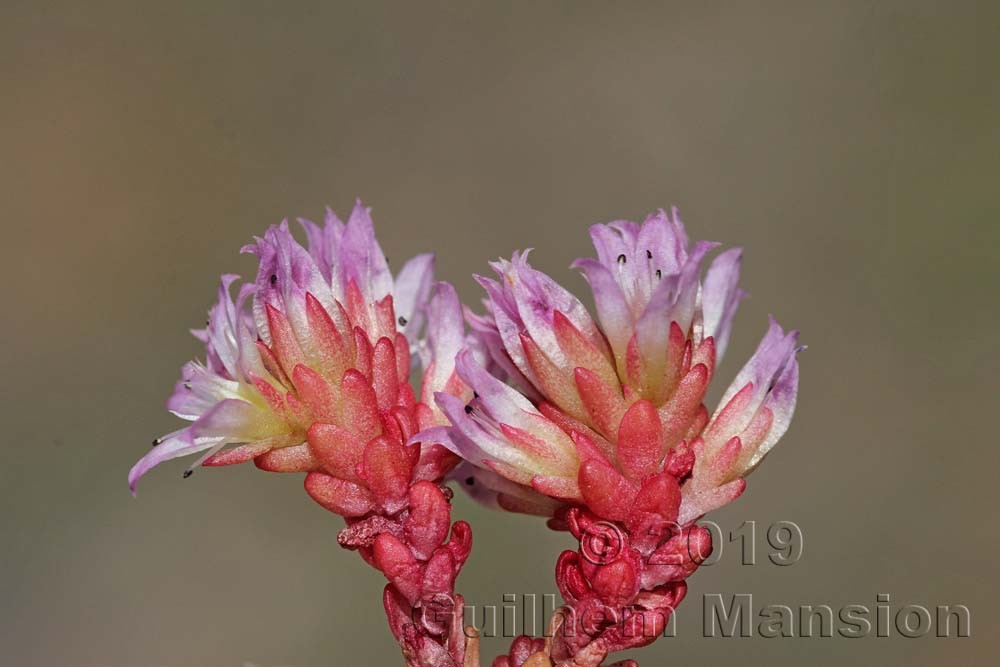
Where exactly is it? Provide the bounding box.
[128,431,223,493]
[702,247,746,361]
[748,351,800,468]
[339,200,393,302]
[393,253,435,345]
[421,282,466,400]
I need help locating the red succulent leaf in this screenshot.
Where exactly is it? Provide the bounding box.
[340,369,382,441]
[521,333,587,421]
[291,364,338,421]
[616,400,663,481]
[202,441,273,467]
[303,471,375,517]
[249,372,286,414]
[704,380,755,443]
[578,459,637,521]
[374,294,396,336]
[372,336,401,412]
[404,481,452,561]
[359,436,416,511]
[307,421,366,480]
[683,405,709,443]
[264,304,306,379]
[304,292,348,377]
[663,440,695,479]
[445,520,473,566]
[552,310,617,386]
[531,474,581,500]
[413,443,460,483]
[352,326,374,381]
[253,443,317,472]
[631,472,681,522]
[591,559,639,607]
[658,362,709,451]
[555,550,591,602]
[421,547,457,597]
[373,532,422,603]
[254,340,292,390]
[574,367,628,439]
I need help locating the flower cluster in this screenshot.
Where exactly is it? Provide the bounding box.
[422,209,800,665]
[130,202,474,665]
[131,203,801,667]
[129,203,468,503]
[434,209,800,516]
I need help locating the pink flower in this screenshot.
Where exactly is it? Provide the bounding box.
[427,209,801,666]
[430,208,802,524]
[129,202,470,518]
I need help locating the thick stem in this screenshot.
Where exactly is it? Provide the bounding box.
[337,481,474,667]
[493,506,711,667]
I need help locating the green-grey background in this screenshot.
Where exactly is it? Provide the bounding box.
[2,1,996,665]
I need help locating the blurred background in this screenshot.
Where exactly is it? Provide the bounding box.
[2,1,997,665]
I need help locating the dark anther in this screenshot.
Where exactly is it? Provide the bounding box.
[269,274,277,285]
[617,254,627,264]
[464,405,473,414]
[398,316,408,326]
[473,391,479,399]
[465,477,475,486]
[655,269,662,279]
[646,249,653,259]
[151,438,160,447]
[182,470,193,479]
